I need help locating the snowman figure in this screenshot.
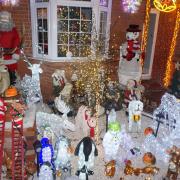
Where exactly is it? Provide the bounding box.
[118,24,142,86]
[39,162,54,180]
[103,121,121,162]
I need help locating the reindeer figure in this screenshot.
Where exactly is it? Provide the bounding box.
[28,64,43,83]
[20,49,43,104]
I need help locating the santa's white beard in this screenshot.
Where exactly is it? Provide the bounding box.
[0,22,13,32]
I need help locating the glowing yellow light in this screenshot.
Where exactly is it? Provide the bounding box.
[163,8,180,87]
[141,0,151,64]
[153,0,177,12]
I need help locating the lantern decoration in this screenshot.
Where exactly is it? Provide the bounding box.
[144,127,154,136]
[122,0,142,13]
[0,0,19,6]
[153,0,177,13]
[142,152,156,166]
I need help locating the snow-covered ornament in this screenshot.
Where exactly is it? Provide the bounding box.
[122,0,142,13]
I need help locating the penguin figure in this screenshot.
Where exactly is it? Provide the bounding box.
[74,137,98,180]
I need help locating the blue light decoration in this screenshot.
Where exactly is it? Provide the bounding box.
[122,0,142,13]
[38,137,55,170]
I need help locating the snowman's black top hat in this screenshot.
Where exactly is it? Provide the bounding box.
[126,24,141,32]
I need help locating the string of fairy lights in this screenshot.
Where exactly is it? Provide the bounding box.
[163,8,180,87]
[140,0,151,64]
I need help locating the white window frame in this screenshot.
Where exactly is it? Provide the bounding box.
[30,0,112,61]
[142,8,160,79]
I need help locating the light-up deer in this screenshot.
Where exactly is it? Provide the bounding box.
[20,48,43,104]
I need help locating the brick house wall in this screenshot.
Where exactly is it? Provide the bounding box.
[0,0,180,101]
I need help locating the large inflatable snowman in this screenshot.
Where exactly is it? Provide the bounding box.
[118,24,142,86]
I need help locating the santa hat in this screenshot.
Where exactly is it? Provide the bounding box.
[126,24,141,32]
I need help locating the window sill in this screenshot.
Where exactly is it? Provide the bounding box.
[27,56,111,62]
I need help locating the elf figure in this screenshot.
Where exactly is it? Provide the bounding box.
[118,24,142,86]
[0,11,20,84]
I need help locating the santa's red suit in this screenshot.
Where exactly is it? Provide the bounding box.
[0,27,20,72]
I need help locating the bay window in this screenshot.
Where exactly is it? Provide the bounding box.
[30,0,112,60]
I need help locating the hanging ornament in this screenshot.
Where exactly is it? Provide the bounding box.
[1,0,19,6]
[153,0,177,12]
[122,0,142,13]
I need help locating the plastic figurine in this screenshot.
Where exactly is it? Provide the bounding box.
[74,137,98,180]
[39,162,54,180]
[128,100,143,131]
[75,105,96,139]
[54,135,73,180]
[0,11,20,84]
[39,137,54,170]
[118,24,142,86]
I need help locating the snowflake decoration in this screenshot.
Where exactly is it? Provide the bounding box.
[0,0,19,6]
[122,0,142,13]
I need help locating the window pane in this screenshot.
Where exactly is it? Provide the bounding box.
[58,33,68,44]
[69,7,80,19]
[38,19,43,31]
[57,6,68,19]
[43,19,48,31]
[81,21,91,32]
[69,45,79,57]
[80,33,91,45]
[69,20,80,32]
[57,6,92,57]
[69,33,80,44]
[99,11,107,54]
[58,20,68,32]
[100,11,107,34]
[58,45,68,57]
[79,46,91,57]
[100,0,108,7]
[44,32,48,43]
[37,8,48,55]
[38,32,43,43]
[44,44,48,54]
[81,8,92,20]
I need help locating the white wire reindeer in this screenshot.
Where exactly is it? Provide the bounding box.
[20,48,43,105]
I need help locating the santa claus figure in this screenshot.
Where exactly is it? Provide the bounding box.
[0,11,20,84]
[118,24,142,86]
